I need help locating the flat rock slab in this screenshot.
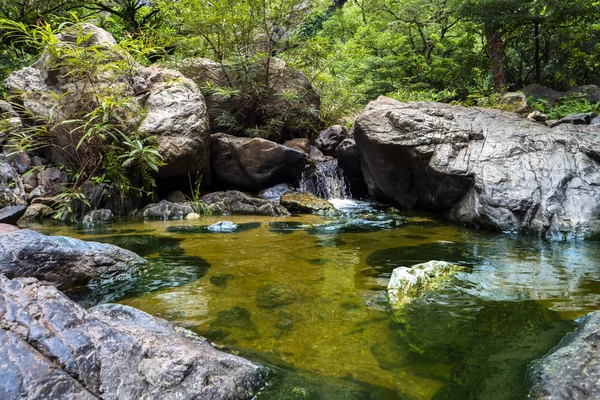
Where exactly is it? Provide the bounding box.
[0,274,266,400]
[0,229,146,290]
[529,310,600,399]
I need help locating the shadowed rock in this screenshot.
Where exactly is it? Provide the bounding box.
[0,205,26,225]
[0,229,146,290]
[529,310,600,400]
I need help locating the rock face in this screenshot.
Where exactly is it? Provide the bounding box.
[387,260,463,307]
[0,162,26,207]
[174,57,320,136]
[523,83,600,105]
[0,205,26,225]
[0,274,266,400]
[280,191,338,216]
[316,125,348,156]
[0,229,146,290]
[335,138,367,198]
[211,133,307,191]
[529,310,600,399]
[5,24,211,182]
[354,97,600,239]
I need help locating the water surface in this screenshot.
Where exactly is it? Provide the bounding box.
[31,201,600,399]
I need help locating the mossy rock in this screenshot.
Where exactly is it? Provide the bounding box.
[256,284,297,308]
[387,260,464,307]
[280,191,338,216]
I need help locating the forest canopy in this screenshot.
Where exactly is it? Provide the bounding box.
[2,0,600,123]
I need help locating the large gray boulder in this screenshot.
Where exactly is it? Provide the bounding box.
[0,274,266,400]
[354,97,600,239]
[529,310,600,399]
[211,133,307,191]
[5,24,211,182]
[0,229,146,290]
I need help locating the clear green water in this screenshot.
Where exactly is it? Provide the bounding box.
[29,201,600,400]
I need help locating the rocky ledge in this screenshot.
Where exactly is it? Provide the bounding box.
[529,310,600,399]
[355,97,600,239]
[0,274,266,400]
[0,229,146,290]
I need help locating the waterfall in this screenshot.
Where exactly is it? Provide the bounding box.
[299,159,351,199]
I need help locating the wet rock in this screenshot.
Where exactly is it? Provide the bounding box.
[23,203,53,220]
[387,260,464,306]
[258,183,294,202]
[498,92,528,114]
[529,310,600,400]
[280,191,338,216]
[269,221,306,234]
[0,229,146,290]
[354,98,600,239]
[166,190,187,203]
[0,162,26,207]
[211,133,307,191]
[307,217,402,235]
[335,138,368,198]
[201,191,290,216]
[166,222,261,234]
[82,209,114,226]
[316,125,348,156]
[0,205,26,225]
[142,200,194,220]
[256,284,297,308]
[0,275,266,399]
[206,221,237,232]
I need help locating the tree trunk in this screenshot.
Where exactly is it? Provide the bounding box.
[486,30,507,91]
[534,21,541,83]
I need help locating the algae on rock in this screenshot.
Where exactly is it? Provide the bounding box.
[387,260,464,307]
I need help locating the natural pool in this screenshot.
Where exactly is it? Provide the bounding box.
[30,200,600,399]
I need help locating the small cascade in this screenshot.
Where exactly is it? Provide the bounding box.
[298,159,351,200]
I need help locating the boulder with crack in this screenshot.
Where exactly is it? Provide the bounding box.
[355,97,600,239]
[0,274,267,400]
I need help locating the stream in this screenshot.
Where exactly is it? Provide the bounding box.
[28,200,600,399]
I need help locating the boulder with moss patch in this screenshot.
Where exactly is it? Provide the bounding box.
[387,260,464,306]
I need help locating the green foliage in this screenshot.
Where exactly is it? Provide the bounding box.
[530,96,600,120]
[185,173,214,216]
[1,20,164,199]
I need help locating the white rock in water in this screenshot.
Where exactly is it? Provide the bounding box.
[207,221,238,232]
[387,260,463,307]
[184,212,201,220]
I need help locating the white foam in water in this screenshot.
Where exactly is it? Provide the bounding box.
[298,159,351,200]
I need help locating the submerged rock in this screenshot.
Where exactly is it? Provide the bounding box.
[354,98,600,239]
[280,191,338,216]
[387,260,464,306]
[529,310,600,400]
[0,275,266,399]
[256,284,297,308]
[208,221,239,232]
[0,229,146,290]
